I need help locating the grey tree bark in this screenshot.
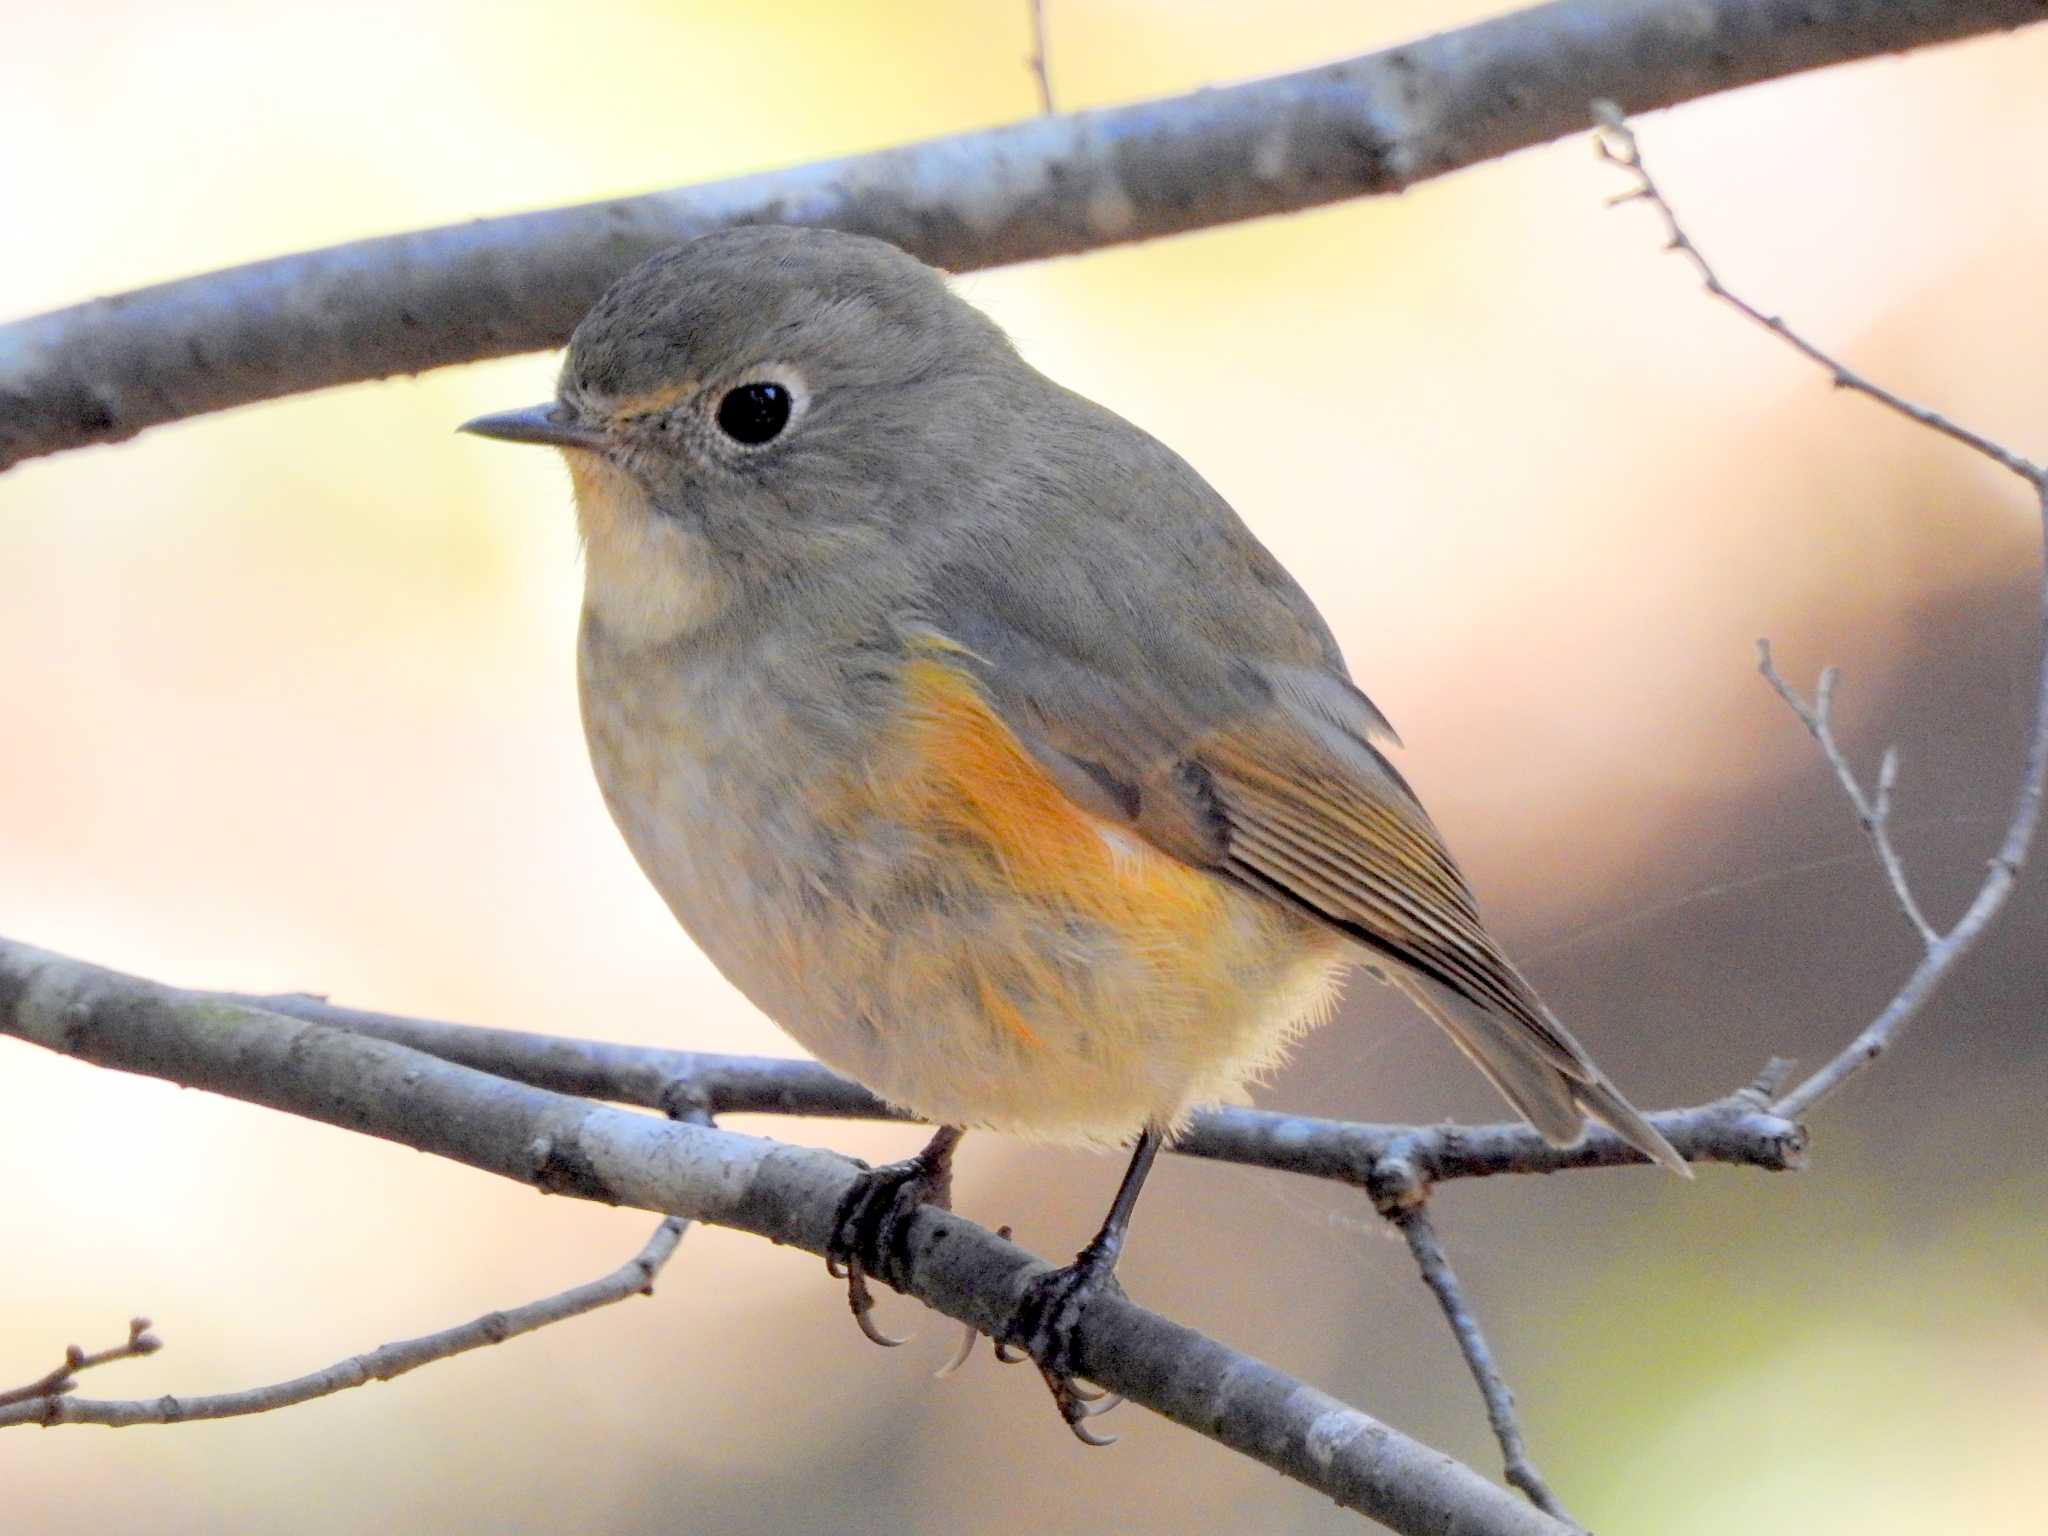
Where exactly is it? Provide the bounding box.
[2,0,2042,470]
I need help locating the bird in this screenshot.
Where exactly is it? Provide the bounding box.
[461,224,1686,1439]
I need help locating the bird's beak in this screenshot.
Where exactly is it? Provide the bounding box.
[457,402,606,451]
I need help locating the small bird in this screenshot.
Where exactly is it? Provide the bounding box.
[463,225,1685,1438]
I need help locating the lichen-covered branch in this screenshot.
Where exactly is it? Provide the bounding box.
[0,934,1565,1536]
[4,0,2043,470]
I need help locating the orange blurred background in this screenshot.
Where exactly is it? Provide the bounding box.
[3,3,2044,1532]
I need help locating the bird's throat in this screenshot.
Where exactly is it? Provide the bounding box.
[568,452,730,647]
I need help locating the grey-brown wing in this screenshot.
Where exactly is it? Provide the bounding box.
[921,599,1683,1170]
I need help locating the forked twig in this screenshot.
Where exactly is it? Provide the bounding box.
[1591,102,2048,1118]
[0,1316,161,1409]
[1754,647,1938,948]
[0,1218,686,1428]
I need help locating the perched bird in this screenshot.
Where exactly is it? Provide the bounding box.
[463,225,1685,1437]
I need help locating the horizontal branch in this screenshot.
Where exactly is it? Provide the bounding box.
[5,0,2043,469]
[234,991,1807,1187]
[0,934,1564,1536]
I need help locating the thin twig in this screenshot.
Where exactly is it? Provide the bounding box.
[1754,646,1939,948]
[1026,0,1054,114]
[1388,1205,1577,1528]
[1592,104,2044,484]
[0,1218,687,1429]
[231,991,1806,1182]
[1361,1060,1799,1518]
[1595,107,2048,1121]
[0,1317,161,1409]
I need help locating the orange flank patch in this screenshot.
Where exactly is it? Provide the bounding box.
[889,646,1231,965]
[787,637,1341,1137]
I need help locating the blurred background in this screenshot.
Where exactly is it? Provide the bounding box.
[3,2,2044,1531]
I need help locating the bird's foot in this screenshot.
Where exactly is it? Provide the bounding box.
[997,1237,1129,1445]
[825,1127,960,1347]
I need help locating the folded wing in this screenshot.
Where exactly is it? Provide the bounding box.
[924,610,1685,1173]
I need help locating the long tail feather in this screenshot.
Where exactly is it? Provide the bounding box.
[1386,968,1690,1177]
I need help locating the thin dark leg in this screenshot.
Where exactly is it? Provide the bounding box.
[1084,1122,1163,1271]
[826,1124,964,1347]
[1003,1123,1165,1444]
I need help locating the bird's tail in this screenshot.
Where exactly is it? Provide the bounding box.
[1388,969,1690,1177]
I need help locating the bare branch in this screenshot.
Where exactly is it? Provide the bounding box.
[1592,104,2043,484]
[1026,0,1054,115]
[1595,110,2048,1122]
[1389,1206,1576,1528]
[232,991,1807,1183]
[0,934,1567,1536]
[1755,645,1939,948]
[7,0,2044,470]
[0,1317,161,1410]
[0,1219,687,1429]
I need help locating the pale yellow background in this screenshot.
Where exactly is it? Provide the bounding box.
[3,3,2044,1532]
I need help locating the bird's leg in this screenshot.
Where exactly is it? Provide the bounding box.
[1001,1123,1164,1445]
[826,1124,964,1347]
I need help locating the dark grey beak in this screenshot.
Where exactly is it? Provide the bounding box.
[458,402,606,451]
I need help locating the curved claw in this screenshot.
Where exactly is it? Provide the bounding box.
[846,1257,910,1348]
[933,1321,978,1379]
[1044,1372,1120,1446]
[992,1338,1027,1365]
[1002,1235,1138,1444]
[1070,1418,1118,1448]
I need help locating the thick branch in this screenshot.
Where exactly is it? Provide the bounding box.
[5,0,2043,469]
[0,935,1564,1536]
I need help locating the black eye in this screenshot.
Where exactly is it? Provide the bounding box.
[715,382,793,446]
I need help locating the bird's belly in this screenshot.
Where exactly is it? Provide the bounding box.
[581,634,1345,1144]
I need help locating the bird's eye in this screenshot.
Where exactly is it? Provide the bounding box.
[715,382,793,446]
